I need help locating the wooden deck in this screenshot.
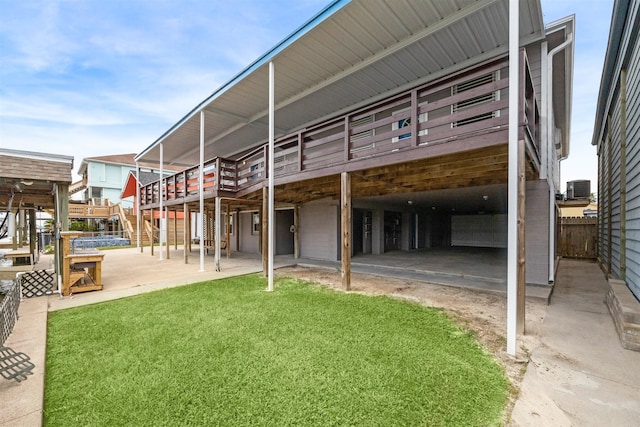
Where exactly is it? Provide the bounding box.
[139,51,540,211]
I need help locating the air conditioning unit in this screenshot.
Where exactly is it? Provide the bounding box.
[567,180,590,199]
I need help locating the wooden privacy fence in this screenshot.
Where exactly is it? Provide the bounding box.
[558,217,597,259]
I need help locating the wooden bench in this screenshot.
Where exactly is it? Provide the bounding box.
[202,239,227,254]
[2,249,34,266]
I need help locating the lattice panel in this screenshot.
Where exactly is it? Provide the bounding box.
[18,269,56,299]
[0,280,20,347]
[0,346,34,382]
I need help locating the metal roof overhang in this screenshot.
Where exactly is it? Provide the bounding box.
[135,0,545,168]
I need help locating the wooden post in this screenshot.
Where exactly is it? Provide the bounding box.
[411,90,419,147]
[150,208,154,256]
[174,209,178,250]
[183,203,189,264]
[294,205,300,259]
[262,187,268,277]
[235,209,240,252]
[226,203,231,258]
[517,137,526,334]
[29,209,36,256]
[165,207,170,260]
[341,172,351,291]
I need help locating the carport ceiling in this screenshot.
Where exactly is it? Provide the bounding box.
[136,0,545,169]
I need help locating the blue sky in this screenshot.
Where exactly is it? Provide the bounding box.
[0,0,612,193]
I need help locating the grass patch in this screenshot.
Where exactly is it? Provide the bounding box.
[45,275,507,426]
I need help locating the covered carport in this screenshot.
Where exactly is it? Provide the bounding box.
[134,0,573,355]
[0,148,74,289]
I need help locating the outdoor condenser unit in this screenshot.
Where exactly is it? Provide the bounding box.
[566,180,590,199]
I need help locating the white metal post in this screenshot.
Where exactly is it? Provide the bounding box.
[215,197,221,272]
[507,0,519,357]
[136,162,142,253]
[199,111,205,272]
[159,142,164,260]
[267,61,275,292]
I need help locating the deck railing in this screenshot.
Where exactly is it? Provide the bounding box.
[140,50,539,208]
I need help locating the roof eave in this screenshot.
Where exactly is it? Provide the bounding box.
[135,0,351,163]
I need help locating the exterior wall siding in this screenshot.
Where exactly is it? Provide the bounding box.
[239,211,260,254]
[625,31,640,298]
[596,7,640,299]
[611,101,623,279]
[300,199,338,261]
[86,161,136,206]
[527,42,543,100]
[525,180,550,285]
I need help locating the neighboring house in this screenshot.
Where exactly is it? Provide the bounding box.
[71,153,176,209]
[135,0,574,295]
[561,203,598,218]
[591,0,639,349]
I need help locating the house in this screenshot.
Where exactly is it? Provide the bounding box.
[120,170,186,247]
[591,0,640,350]
[134,0,574,343]
[72,153,177,209]
[561,202,598,218]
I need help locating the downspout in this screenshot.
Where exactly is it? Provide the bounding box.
[546,32,573,283]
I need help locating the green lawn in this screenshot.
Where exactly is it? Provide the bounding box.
[45,275,507,426]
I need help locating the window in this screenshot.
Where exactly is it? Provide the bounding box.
[91,187,103,198]
[392,108,427,143]
[250,163,261,180]
[252,212,260,234]
[350,114,375,153]
[452,71,500,127]
[225,213,234,235]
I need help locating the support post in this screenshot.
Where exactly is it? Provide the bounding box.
[293,205,300,259]
[174,209,178,250]
[262,187,268,277]
[341,172,351,291]
[150,208,154,256]
[267,61,275,292]
[136,162,142,253]
[166,207,170,260]
[29,209,36,256]
[507,0,520,357]
[236,209,240,252]
[226,203,231,258]
[199,111,205,272]
[517,138,526,334]
[184,203,189,264]
[159,142,164,260]
[215,197,221,272]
